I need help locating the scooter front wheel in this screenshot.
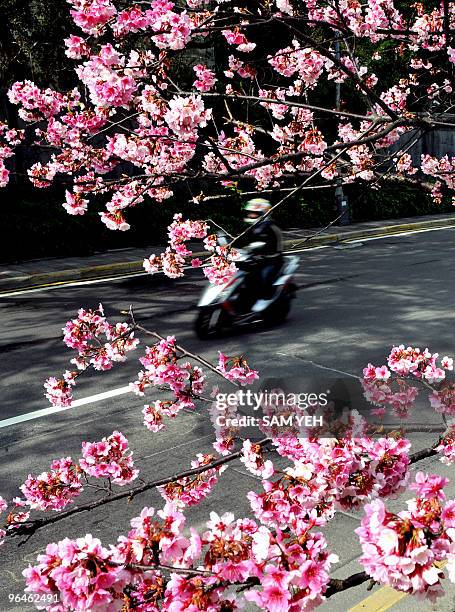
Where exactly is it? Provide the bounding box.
[195,309,212,339]
[195,308,231,339]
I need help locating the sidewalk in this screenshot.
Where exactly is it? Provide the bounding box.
[1,212,455,293]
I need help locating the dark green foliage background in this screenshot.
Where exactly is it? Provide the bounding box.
[2,182,451,263]
[0,0,452,263]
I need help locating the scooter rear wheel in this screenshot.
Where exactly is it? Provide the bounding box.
[263,289,293,326]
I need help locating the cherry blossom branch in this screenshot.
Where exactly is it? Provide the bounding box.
[197,119,409,184]
[177,91,386,122]
[352,128,427,204]
[8,439,272,543]
[409,446,438,464]
[6,438,442,546]
[86,112,141,140]
[136,324,240,385]
[289,210,351,248]
[190,183,336,204]
[191,118,432,208]
[291,133,428,249]
[127,308,241,387]
[325,571,370,597]
[228,120,384,248]
[123,561,215,576]
[293,446,442,600]
[205,218,234,238]
[275,17,400,120]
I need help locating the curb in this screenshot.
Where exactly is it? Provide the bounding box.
[2,216,455,294]
[286,216,455,248]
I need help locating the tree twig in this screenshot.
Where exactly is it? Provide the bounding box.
[9,439,271,543]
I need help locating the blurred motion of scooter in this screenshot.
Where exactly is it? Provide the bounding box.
[195,232,299,339]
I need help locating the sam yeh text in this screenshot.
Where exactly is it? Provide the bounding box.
[215,414,324,428]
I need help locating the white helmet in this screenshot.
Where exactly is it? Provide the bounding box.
[243,198,272,224]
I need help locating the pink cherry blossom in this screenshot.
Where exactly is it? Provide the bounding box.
[79,431,139,485]
[240,440,274,479]
[193,64,217,92]
[20,458,83,511]
[217,352,259,385]
[356,472,455,601]
[223,29,256,53]
[409,472,449,501]
[158,454,227,507]
[64,34,90,59]
[23,534,123,609]
[63,190,88,215]
[165,94,211,140]
[44,376,74,407]
[68,0,117,36]
[436,426,455,465]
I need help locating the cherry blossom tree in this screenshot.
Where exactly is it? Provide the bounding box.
[3,317,455,610]
[2,0,455,610]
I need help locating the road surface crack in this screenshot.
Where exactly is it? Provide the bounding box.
[277,353,360,380]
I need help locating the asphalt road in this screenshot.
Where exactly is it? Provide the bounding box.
[2,227,455,611]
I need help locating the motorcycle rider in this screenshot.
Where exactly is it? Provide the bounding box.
[237,198,284,304]
[195,198,297,337]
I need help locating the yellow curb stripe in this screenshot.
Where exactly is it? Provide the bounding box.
[348,587,407,612]
[0,270,146,295]
[349,561,447,612]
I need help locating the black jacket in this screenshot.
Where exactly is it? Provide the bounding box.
[240,220,283,258]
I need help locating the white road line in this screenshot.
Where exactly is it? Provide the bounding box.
[285,245,328,254]
[287,224,455,252]
[0,386,131,429]
[2,224,455,297]
[2,222,454,427]
[345,224,455,244]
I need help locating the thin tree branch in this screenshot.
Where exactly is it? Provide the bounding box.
[9,439,271,543]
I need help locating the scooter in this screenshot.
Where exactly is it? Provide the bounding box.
[194,239,299,339]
